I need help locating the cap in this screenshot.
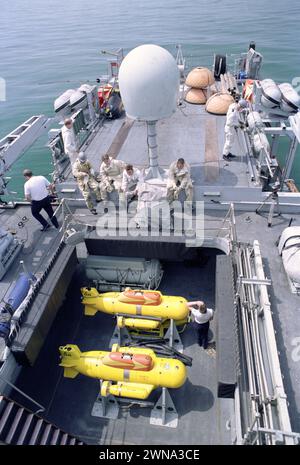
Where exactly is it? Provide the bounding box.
[238,98,248,109]
[78,152,87,162]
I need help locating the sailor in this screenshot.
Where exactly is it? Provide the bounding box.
[187,300,214,349]
[222,98,248,161]
[121,164,143,202]
[23,169,59,232]
[99,154,126,200]
[72,152,101,215]
[167,158,193,202]
[61,118,79,165]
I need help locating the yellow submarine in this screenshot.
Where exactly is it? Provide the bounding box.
[81,287,189,335]
[59,344,187,400]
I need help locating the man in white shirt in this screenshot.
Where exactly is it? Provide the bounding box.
[61,118,78,165]
[222,98,248,161]
[23,169,59,231]
[187,300,214,349]
[121,164,143,202]
[99,154,125,200]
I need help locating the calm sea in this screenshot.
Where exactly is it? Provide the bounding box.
[1,0,300,197]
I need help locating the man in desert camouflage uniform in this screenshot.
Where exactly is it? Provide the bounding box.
[99,154,125,200]
[167,158,193,202]
[72,152,101,215]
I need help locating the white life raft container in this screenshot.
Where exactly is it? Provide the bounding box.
[54,89,75,120]
[69,90,87,112]
[260,79,281,109]
[247,111,264,131]
[278,226,300,292]
[279,83,300,114]
[253,132,270,156]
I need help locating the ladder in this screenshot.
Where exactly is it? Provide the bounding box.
[0,395,84,445]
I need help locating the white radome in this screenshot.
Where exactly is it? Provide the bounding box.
[118,44,179,121]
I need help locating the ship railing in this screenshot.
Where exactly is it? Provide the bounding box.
[55,198,239,251]
[0,201,66,355]
[233,239,296,445]
[0,372,45,415]
[244,420,300,445]
[48,107,102,183]
[215,202,237,244]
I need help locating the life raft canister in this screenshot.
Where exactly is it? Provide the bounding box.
[102,352,154,371]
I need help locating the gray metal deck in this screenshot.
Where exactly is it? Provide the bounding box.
[1,99,300,444]
[0,206,64,303]
[1,199,300,436]
[83,104,250,188]
[9,259,231,445]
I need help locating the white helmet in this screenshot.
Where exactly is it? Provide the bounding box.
[238,98,248,109]
[78,151,87,162]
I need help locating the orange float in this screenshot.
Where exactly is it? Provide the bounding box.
[102,352,154,371]
[243,79,255,103]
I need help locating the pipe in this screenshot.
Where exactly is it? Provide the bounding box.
[146,121,161,179]
[253,241,293,443]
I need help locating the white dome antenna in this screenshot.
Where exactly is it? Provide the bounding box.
[119,44,179,179]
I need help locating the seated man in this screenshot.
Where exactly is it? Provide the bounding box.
[121,164,143,203]
[72,152,101,215]
[167,158,193,203]
[99,154,125,200]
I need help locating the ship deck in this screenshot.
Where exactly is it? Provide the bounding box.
[1,100,300,443]
[1,202,300,439]
[83,104,250,188]
[10,258,232,445]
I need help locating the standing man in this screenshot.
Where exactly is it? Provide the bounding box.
[72,152,101,215]
[167,158,193,203]
[61,118,78,165]
[23,169,59,232]
[121,164,143,203]
[99,154,125,200]
[187,300,214,349]
[222,98,248,161]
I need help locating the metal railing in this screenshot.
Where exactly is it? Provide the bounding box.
[233,240,298,445]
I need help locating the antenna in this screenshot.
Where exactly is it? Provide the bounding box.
[118,44,179,179]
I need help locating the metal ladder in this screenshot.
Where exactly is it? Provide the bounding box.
[0,395,84,445]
